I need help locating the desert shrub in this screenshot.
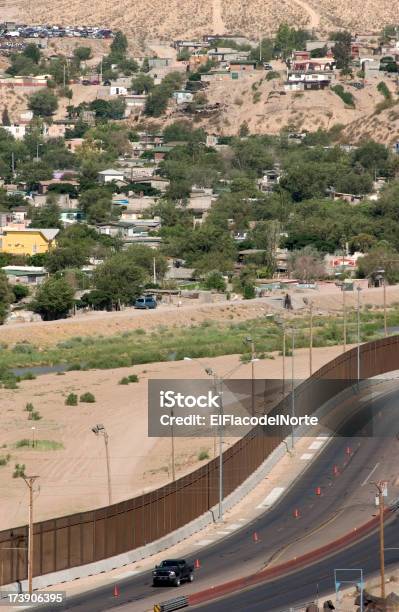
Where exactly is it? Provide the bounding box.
[65,393,78,406]
[198,450,209,460]
[80,392,95,403]
[13,463,26,478]
[25,402,34,412]
[119,377,130,385]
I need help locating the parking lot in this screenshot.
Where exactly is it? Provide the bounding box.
[0,23,113,39]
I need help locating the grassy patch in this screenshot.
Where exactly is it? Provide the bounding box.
[0,308,397,376]
[14,439,63,451]
[331,84,355,107]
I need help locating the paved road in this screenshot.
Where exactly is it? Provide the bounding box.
[47,384,399,612]
[193,515,399,611]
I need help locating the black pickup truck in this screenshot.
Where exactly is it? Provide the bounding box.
[152,559,194,587]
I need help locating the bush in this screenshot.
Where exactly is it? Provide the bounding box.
[377,81,391,100]
[128,374,139,383]
[12,284,29,302]
[21,372,36,381]
[65,393,78,406]
[331,85,355,107]
[119,377,130,385]
[266,70,280,81]
[4,379,18,389]
[12,342,34,354]
[15,439,31,447]
[0,454,10,466]
[28,411,42,421]
[80,392,95,403]
[25,402,34,412]
[198,450,209,461]
[13,463,26,478]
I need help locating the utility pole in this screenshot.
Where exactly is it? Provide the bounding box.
[153,257,157,285]
[309,301,313,377]
[250,339,255,416]
[372,482,386,600]
[22,476,39,594]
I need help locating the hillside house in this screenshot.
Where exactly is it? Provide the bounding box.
[2,265,48,285]
[0,227,59,255]
[97,168,125,184]
[173,90,194,104]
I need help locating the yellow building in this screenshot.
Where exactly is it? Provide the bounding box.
[0,228,59,256]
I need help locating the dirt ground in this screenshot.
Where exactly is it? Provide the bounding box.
[0,344,347,530]
[1,284,397,348]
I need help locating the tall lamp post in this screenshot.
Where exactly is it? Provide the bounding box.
[371,481,386,600]
[356,286,362,382]
[342,284,347,353]
[22,475,39,594]
[184,357,256,522]
[309,300,313,376]
[91,424,112,505]
[244,336,256,416]
[376,268,387,337]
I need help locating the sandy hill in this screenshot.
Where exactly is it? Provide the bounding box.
[3,0,398,42]
[186,68,398,142]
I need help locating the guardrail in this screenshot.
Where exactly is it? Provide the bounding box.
[1,335,398,585]
[153,595,189,611]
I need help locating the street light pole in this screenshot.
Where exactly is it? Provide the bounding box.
[357,286,362,382]
[342,286,347,353]
[291,328,295,450]
[383,278,387,337]
[309,301,313,376]
[91,425,112,505]
[217,376,224,523]
[372,482,386,600]
[244,337,256,416]
[22,476,39,594]
[170,407,176,481]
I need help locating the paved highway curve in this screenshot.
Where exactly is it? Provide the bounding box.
[38,383,399,612]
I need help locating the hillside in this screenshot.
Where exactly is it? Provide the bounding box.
[188,68,398,142]
[3,0,398,42]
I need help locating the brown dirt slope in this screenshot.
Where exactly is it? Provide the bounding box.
[4,0,397,41]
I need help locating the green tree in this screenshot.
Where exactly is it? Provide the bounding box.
[110,31,128,60]
[30,199,62,229]
[1,107,11,126]
[28,90,58,117]
[332,31,352,70]
[204,271,226,292]
[0,270,12,323]
[32,276,74,320]
[131,73,154,94]
[23,43,41,64]
[73,46,92,62]
[93,252,147,309]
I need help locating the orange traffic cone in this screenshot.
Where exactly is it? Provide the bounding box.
[194,559,201,569]
[293,508,300,518]
[113,585,120,597]
[252,531,260,543]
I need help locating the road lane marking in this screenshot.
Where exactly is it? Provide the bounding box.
[216,531,230,535]
[308,440,327,450]
[300,453,314,460]
[194,539,215,546]
[256,486,285,509]
[361,462,380,486]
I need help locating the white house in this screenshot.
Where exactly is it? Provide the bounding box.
[97,169,125,184]
[3,124,27,140]
[110,85,128,96]
[173,91,194,104]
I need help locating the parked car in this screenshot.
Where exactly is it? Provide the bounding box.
[263,63,273,70]
[134,295,157,309]
[152,559,194,587]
